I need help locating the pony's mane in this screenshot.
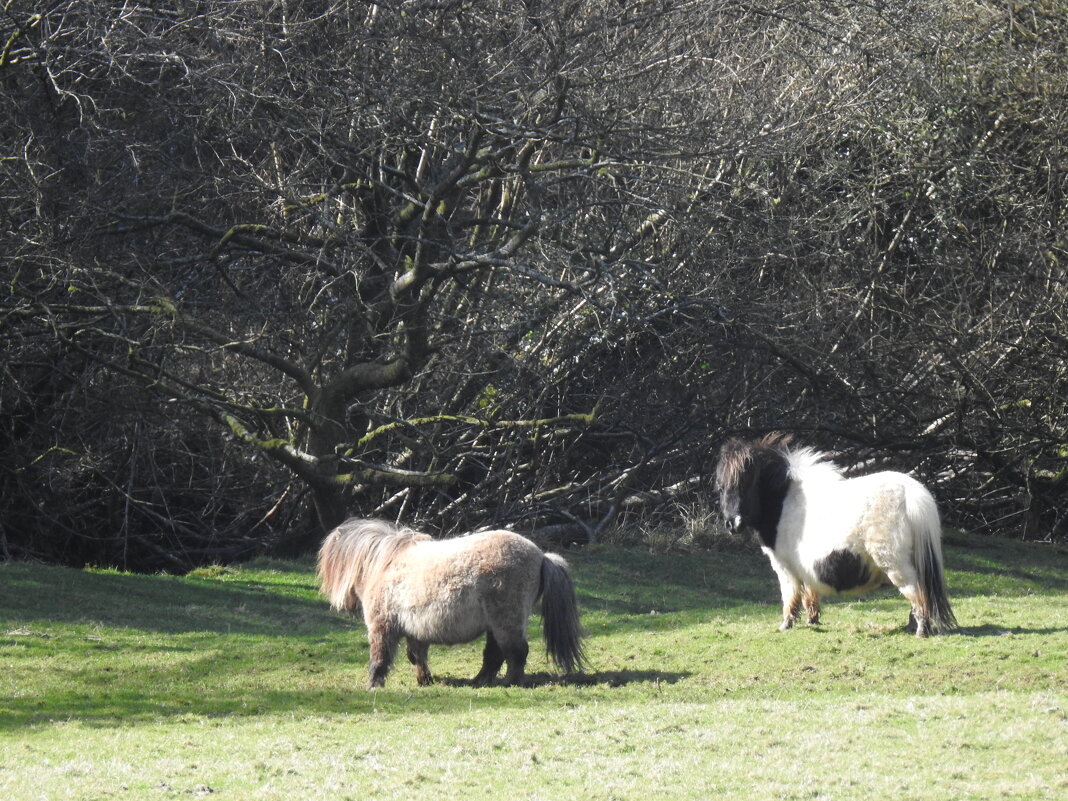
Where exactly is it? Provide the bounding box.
[784,445,844,483]
[716,432,843,489]
[716,432,794,490]
[317,518,432,613]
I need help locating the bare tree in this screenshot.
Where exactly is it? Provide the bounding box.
[4,1,775,560]
[4,1,1066,568]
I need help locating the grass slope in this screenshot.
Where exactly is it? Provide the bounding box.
[1,534,1066,800]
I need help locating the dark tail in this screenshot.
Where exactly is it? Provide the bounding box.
[909,494,958,634]
[540,553,587,674]
[917,535,958,633]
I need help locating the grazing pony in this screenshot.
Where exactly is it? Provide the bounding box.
[317,518,586,688]
[715,434,957,636]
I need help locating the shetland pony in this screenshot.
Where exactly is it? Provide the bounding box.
[715,434,957,636]
[317,518,586,688]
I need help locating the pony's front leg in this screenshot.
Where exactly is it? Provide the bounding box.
[366,624,400,689]
[772,563,804,631]
[781,590,803,631]
[406,638,433,686]
[803,586,821,626]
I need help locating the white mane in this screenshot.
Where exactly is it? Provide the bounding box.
[785,446,845,484]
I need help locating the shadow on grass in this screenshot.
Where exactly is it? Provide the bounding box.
[436,669,691,689]
[956,624,1068,637]
[0,561,335,636]
[567,544,772,617]
[0,688,368,730]
[0,668,692,731]
[942,536,1068,596]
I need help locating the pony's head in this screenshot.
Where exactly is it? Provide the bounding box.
[715,433,793,547]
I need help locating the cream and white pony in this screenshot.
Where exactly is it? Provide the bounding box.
[318,518,586,688]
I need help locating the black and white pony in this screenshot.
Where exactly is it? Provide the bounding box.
[715,433,957,636]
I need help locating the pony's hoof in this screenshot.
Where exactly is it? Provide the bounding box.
[778,619,795,631]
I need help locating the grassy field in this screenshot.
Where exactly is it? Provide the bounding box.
[1,531,1066,800]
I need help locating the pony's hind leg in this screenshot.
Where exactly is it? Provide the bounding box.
[406,638,433,686]
[489,627,529,686]
[472,631,505,687]
[501,638,529,687]
[886,568,932,638]
[907,605,931,637]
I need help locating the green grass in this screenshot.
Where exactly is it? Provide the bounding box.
[1,533,1066,800]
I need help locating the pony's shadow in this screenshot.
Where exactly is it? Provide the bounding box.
[770,621,1066,638]
[439,670,691,689]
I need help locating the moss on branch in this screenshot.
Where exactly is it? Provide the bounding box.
[353,408,597,451]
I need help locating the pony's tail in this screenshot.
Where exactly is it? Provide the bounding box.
[908,491,958,634]
[540,553,587,675]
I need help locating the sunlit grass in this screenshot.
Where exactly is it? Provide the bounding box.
[1,533,1065,800]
